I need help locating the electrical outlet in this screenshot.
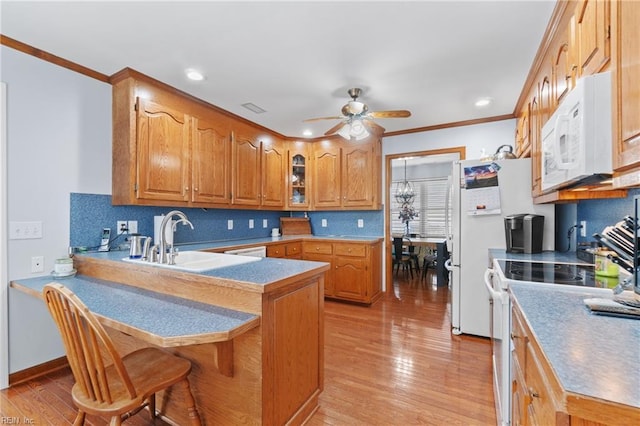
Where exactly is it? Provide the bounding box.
[263,219,268,228]
[228,220,233,230]
[249,219,254,229]
[117,220,128,234]
[580,220,587,237]
[321,219,327,227]
[128,220,138,234]
[31,256,44,273]
[357,219,364,228]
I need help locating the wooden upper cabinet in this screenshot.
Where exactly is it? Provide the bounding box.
[192,116,230,205]
[530,95,542,196]
[612,0,640,182]
[313,141,342,208]
[553,40,573,105]
[231,130,261,206]
[312,137,380,210]
[575,0,611,77]
[342,142,376,208]
[231,130,286,208]
[515,104,530,158]
[287,141,311,210]
[261,138,286,208]
[136,97,190,203]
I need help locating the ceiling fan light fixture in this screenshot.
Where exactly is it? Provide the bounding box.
[337,123,352,139]
[350,119,369,140]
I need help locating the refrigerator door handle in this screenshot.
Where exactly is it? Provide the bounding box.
[444,258,453,271]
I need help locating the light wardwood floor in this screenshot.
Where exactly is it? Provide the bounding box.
[1,270,495,425]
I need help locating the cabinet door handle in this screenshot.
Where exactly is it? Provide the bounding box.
[194,187,199,192]
[528,388,540,399]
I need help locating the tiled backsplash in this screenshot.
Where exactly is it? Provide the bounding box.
[70,193,384,250]
[576,188,640,245]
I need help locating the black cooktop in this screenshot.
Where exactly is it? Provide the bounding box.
[497,260,607,288]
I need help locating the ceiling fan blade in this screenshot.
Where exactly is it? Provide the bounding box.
[324,121,347,136]
[303,116,343,122]
[368,110,412,118]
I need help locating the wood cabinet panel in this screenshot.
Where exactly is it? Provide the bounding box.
[334,257,368,301]
[270,281,321,425]
[261,139,286,207]
[231,131,261,206]
[313,143,342,208]
[342,144,375,207]
[575,0,611,77]
[612,0,640,180]
[136,97,190,202]
[192,117,230,205]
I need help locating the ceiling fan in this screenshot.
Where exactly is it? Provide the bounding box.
[304,88,411,140]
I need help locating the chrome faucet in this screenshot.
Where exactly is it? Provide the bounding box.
[158,210,194,264]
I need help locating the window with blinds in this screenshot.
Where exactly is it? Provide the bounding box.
[390,177,450,237]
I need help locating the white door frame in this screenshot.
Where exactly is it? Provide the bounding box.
[1,82,8,389]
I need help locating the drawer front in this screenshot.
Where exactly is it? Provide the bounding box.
[267,244,286,258]
[333,243,366,257]
[285,242,302,257]
[303,242,333,255]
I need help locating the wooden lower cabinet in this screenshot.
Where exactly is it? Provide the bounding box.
[511,301,636,426]
[303,240,382,305]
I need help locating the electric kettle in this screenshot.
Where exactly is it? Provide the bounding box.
[128,234,149,259]
[492,145,517,160]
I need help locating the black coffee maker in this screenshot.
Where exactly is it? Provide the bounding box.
[504,214,544,253]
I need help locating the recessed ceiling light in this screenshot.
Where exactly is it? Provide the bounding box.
[475,97,492,107]
[185,68,204,81]
[302,129,313,137]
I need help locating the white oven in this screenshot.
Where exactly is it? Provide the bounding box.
[484,266,510,426]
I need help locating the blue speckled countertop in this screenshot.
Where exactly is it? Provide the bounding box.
[11,275,260,347]
[80,235,370,287]
[510,283,639,410]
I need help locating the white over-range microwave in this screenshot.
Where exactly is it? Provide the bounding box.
[541,72,612,192]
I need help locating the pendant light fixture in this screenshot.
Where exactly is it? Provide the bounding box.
[395,160,415,205]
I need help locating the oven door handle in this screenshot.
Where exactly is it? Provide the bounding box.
[484,268,509,305]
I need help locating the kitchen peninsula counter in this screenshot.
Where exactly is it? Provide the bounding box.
[14,249,330,425]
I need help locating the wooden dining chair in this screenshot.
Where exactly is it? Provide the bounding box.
[42,283,202,426]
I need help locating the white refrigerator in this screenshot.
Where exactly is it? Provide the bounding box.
[447,158,554,337]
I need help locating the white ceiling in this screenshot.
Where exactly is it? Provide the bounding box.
[0,0,556,139]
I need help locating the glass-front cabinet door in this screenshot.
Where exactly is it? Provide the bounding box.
[287,141,310,210]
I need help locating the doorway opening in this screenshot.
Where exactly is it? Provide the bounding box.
[384,147,465,290]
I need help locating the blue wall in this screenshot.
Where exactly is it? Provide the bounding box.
[576,188,640,246]
[70,193,384,250]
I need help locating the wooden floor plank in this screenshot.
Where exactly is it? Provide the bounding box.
[1,272,495,425]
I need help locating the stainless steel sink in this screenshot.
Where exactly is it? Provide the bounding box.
[122,251,261,272]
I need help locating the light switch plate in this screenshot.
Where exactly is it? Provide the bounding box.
[9,221,43,239]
